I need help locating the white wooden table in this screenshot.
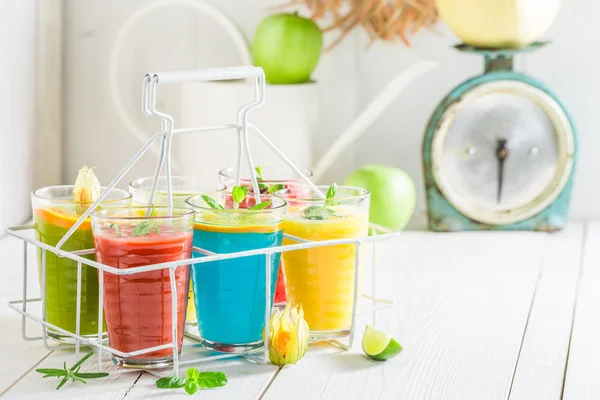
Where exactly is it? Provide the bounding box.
[1,222,598,399]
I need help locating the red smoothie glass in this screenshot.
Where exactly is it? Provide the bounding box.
[218,166,313,304]
[91,207,194,368]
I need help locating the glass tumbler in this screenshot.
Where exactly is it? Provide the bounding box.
[31,186,131,342]
[186,193,286,353]
[91,207,194,368]
[275,185,370,340]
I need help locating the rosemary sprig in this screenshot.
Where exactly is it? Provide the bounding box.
[35,352,109,390]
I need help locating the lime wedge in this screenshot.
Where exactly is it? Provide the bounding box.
[361,325,403,361]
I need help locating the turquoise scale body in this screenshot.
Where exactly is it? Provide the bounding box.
[422,43,578,232]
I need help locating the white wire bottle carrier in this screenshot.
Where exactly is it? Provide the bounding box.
[6,66,400,375]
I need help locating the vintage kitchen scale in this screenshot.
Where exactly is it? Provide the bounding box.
[423,42,577,232]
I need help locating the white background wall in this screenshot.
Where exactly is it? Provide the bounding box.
[0,0,36,233]
[61,0,595,228]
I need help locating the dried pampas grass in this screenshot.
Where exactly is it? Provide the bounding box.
[280,0,438,50]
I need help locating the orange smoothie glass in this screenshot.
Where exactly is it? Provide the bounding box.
[129,176,226,327]
[31,186,131,342]
[275,186,370,339]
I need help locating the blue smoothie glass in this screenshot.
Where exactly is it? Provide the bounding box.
[185,193,287,353]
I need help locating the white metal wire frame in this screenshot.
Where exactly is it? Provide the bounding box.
[6,66,399,375]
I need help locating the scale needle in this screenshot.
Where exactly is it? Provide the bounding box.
[496,138,509,204]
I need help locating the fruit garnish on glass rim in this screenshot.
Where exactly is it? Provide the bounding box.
[72,165,101,214]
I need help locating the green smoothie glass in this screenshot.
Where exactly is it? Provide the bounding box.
[32,186,131,342]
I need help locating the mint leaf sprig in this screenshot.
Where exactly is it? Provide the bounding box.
[255,165,268,192]
[231,185,249,209]
[132,220,159,236]
[109,204,158,237]
[303,183,340,221]
[202,186,271,211]
[156,368,228,395]
[109,223,121,236]
[35,352,109,390]
[201,195,224,210]
[132,204,159,236]
[110,220,159,237]
[254,165,285,195]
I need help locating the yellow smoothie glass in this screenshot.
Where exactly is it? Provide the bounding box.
[275,185,370,339]
[129,176,225,327]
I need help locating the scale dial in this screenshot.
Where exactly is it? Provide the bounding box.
[431,80,575,225]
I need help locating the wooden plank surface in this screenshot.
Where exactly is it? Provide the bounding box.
[562,222,600,400]
[263,229,576,400]
[508,223,583,400]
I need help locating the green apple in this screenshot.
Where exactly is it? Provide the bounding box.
[252,13,322,84]
[345,165,416,231]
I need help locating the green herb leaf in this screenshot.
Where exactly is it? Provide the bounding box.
[132,220,159,236]
[56,375,69,390]
[71,376,87,384]
[74,372,110,379]
[201,195,224,210]
[255,165,264,180]
[36,369,67,376]
[302,184,340,219]
[150,203,156,217]
[232,185,249,207]
[70,352,94,370]
[185,380,201,395]
[40,372,67,378]
[155,370,228,395]
[254,166,271,192]
[156,376,186,389]
[109,223,121,236]
[186,368,201,381]
[326,183,336,200]
[249,201,271,211]
[324,183,340,207]
[303,205,339,220]
[194,371,228,389]
[268,184,285,195]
